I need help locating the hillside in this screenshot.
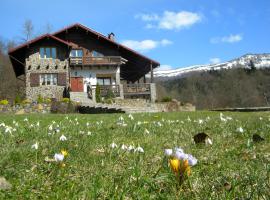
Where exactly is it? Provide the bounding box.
[157,67,270,109]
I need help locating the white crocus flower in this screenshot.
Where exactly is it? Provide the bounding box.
[164,149,173,157]
[110,142,118,149]
[127,145,134,151]
[198,119,204,124]
[175,151,188,160]
[205,138,213,145]
[187,154,198,166]
[5,126,12,134]
[237,127,244,133]
[174,147,184,153]
[48,125,53,131]
[31,142,39,150]
[121,144,127,150]
[54,153,64,162]
[119,116,124,122]
[135,146,144,153]
[59,135,67,141]
[144,129,150,134]
[128,114,134,120]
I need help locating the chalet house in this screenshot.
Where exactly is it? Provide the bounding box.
[8,23,159,103]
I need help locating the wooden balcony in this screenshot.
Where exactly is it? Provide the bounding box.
[92,85,120,97]
[123,83,151,95]
[70,56,127,66]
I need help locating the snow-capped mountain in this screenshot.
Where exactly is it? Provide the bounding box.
[155,54,270,78]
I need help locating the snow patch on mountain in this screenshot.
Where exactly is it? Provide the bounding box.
[155,54,270,78]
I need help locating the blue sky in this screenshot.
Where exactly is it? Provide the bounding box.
[1,0,270,70]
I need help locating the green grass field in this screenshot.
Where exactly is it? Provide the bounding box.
[0,112,269,199]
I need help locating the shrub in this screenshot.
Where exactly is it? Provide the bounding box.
[44,98,52,104]
[161,96,172,102]
[0,99,9,105]
[103,98,114,104]
[14,94,22,105]
[51,100,77,114]
[95,84,101,103]
[62,98,70,103]
[105,88,115,99]
[22,99,31,105]
[37,95,44,104]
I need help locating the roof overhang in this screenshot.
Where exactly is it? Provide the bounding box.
[8,34,72,77]
[53,23,160,67]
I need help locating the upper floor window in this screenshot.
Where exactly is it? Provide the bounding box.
[70,49,83,57]
[40,47,57,59]
[92,51,104,57]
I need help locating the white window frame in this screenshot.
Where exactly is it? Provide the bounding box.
[40,47,57,59]
[70,49,83,57]
[40,74,58,86]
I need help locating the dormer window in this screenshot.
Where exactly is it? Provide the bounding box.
[40,47,57,59]
[92,51,104,57]
[70,49,83,57]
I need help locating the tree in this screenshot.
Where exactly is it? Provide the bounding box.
[249,60,256,71]
[22,20,34,41]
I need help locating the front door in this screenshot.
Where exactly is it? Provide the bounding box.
[71,77,84,92]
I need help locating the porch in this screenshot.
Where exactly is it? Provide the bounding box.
[70,83,156,103]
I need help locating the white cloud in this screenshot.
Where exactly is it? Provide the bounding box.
[135,14,159,21]
[210,34,243,44]
[136,11,202,30]
[121,39,172,52]
[209,58,221,64]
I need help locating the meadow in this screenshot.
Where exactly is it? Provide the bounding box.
[0,112,269,199]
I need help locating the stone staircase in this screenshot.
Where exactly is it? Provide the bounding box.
[70,92,95,106]
[70,94,162,114]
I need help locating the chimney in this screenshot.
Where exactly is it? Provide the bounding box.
[108,32,115,41]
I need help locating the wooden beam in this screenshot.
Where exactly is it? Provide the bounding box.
[150,62,153,83]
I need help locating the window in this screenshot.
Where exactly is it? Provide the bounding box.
[97,77,111,85]
[92,51,104,57]
[70,49,83,57]
[40,74,58,86]
[40,47,57,59]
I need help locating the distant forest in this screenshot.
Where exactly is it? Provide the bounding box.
[157,67,270,109]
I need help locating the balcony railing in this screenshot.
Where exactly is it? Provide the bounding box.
[123,83,151,95]
[70,56,127,66]
[92,85,120,97]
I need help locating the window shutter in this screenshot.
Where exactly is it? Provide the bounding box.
[58,73,67,86]
[30,73,40,87]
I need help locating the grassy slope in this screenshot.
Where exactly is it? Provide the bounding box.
[0,112,269,199]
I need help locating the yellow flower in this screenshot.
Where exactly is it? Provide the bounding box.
[185,166,191,176]
[182,160,191,176]
[61,150,68,157]
[61,163,66,168]
[169,158,180,173]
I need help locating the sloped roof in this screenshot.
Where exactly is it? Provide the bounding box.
[52,23,160,66]
[8,34,71,54]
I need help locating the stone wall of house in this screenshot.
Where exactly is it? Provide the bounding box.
[25,52,69,100]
